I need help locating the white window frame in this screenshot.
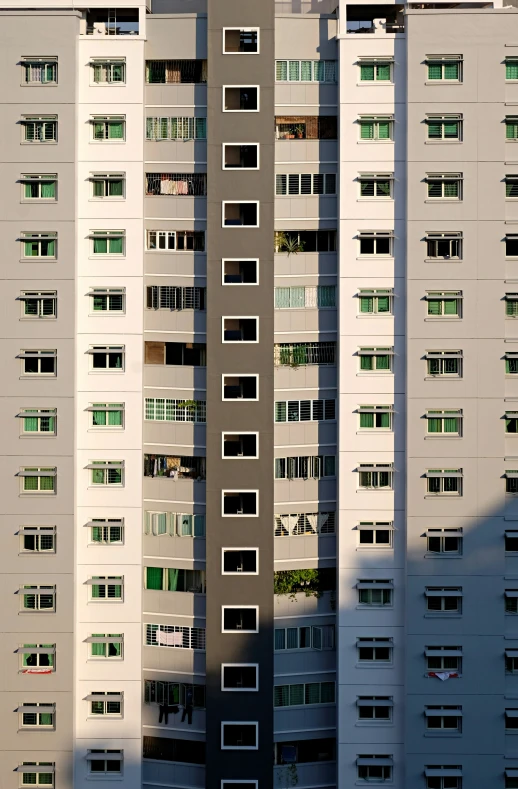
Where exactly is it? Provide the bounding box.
[221,664,259,691]
[357,639,393,664]
[357,523,394,549]
[88,633,124,660]
[20,585,56,612]
[426,291,462,318]
[221,722,258,750]
[222,85,260,113]
[426,114,462,141]
[426,173,462,200]
[222,143,260,170]
[425,232,462,260]
[22,58,58,85]
[90,115,126,142]
[357,580,393,607]
[426,410,462,436]
[275,455,336,480]
[426,469,463,496]
[356,697,393,722]
[144,623,206,650]
[274,681,336,707]
[88,518,124,545]
[358,231,393,258]
[88,403,124,429]
[86,751,123,776]
[274,624,335,651]
[358,347,394,373]
[357,758,393,783]
[425,56,463,83]
[223,27,260,54]
[18,763,55,787]
[221,606,259,633]
[274,511,336,537]
[90,58,126,85]
[146,229,205,251]
[222,316,259,343]
[18,703,55,729]
[87,460,124,487]
[426,588,462,613]
[21,173,57,201]
[19,466,56,494]
[20,291,57,319]
[358,173,393,199]
[144,511,206,538]
[222,201,260,228]
[222,258,259,286]
[426,529,463,555]
[20,350,57,377]
[146,116,207,140]
[90,172,125,199]
[88,691,123,718]
[221,548,259,576]
[274,285,336,309]
[426,647,462,675]
[88,576,124,602]
[358,57,393,84]
[19,408,57,435]
[222,490,259,517]
[426,351,462,378]
[222,374,259,401]
[275,398,336,423]
[21,232,57,259]
[425,706,462,732]
[358,115,394,142]
[145,398,206,424]
[89,230,125,257]
[221,432,259,459]
[357,405,393,431]
[89,288,125,315]
[20,526,56,554]
[22,115,57,143]
[88,345,125,372]
[357,289,393,316]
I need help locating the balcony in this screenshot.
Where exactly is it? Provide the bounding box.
[346,5,405,34]
[80,8,139,36]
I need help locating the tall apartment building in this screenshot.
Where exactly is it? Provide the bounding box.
[4,0,518,787]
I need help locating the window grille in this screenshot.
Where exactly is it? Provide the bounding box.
[274,230,336,252]
[274,455,336,479]
[146,117,207,140]
[274,342,336,366]
[275,173,336,195]
[23,59,57,83]
[22,116,57,142]
[274,286,336,308]
[274,399,335,423]
[21,174,57,200]
[275,60,336,82]
[145,623,206,650]
[146,229,205,251]
[145,398,206,423]
[145,172,207,196]
[145,60,207,84]
[91,115,125,141]
[146,286,206,310]
[274,511,336,536]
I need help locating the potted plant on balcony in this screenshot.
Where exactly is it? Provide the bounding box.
[294,124,305,139]
[275,232,305,256]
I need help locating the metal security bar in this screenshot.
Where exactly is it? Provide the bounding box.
[145,623,206,650]
[146,117,207,140]
[145,173,207,196]
[274,511,336,536]
[145,60,207,84]
[274,342,336,366]
[146,286,206,310]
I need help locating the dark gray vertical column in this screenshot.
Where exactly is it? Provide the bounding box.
[206,1,275,786]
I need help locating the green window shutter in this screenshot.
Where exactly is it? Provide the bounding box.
[275,402,287,422]
[274,686,289,706]
[24,417,39,432]
[313,61,325,81]
[91,635,106,657]
[360,355,373,370]
[507,300,518,316]
[444,417,458,433]
[360,64,375,81]
[378,121,390,139]
[318,286,335,307]
[93,237,107,254]
[377,64,390,80]
[41,180,55,199]
[379,411,390,428]
[301,61,312,81]
[108,409,122,426]
[290,287,305,308]
[428,63,442,79]
[428,122,442,139]
[109,179,123,197]
[444,181,458,197]
[276,61,288,81]
[167,568,179,591]
[109,236,123,254]
[444,121,458,138]
[289,684,304,705]
[444,298,458,315]
[112,63,123,82]
[428,418,441,433]
[508,122,518,139]
[40,475,54,491]
[93,64,103,82]
[108,121,124,139]
[275,288,290,308]
[360,413,374,428]
[444,62,459,79]
[92,527,104,542]
[376,354,390,370]
[93,180,105,197]
[360,297,373,313]
[305,683,320,704]
[508,62,518,79]
[195,118,207,139]
[39,713,53,726]
[92,408,107,424]
[289,61,300,81]
[360,121,374,139]
[45,239,55,257]
[377,296,390,313]
[377,180,391,197]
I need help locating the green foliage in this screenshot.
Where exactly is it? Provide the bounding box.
[275,232,305,255]
[277,763,298,788]
[274,568,336,599]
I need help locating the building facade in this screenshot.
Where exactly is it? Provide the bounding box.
[3,0,518,787]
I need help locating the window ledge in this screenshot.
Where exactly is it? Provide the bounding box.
[424,81,462,86]
[424,732,462,737]
[424,494,462,498]
[424,435,461,440]
[89,141,127,145]
[19,434,57,439]
[356,373,393,377]
[424,376,462,381]
[357,198,394,202]
[356,547,393,551]
[424,613,462,619]
[355,256,393,261]
[87,257,126,261]
[20,259,56,263]
[356,82,393,87]
[356,604,394,610]
[355,721,394,727]
[424,258,462,263]
[356,314,393,319]
[424,140,462,145]
[356,430,393,435]
[88,198,126,203]
[21,200,57,205]
[357,140,394,144]
[355,663,393,669]
[424,199,462,204]
[425,553,462,559]
[357,489,393,493]
[425,673,462,677]
[424,317,461,322]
